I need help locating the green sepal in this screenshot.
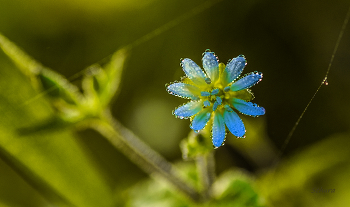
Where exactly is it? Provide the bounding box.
[83,49,128,108]
[38,69,81,105]
[180,125,214,160]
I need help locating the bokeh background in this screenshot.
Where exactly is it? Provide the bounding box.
[0,0,349,206]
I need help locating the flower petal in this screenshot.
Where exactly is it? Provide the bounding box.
[232,98,265,117]
[190,108,212,131]
[224,106,245,137]
[167,82,201,100]
[181,58,207,87]
[212,112,226,147]
[173,100,203,119]
[230,72,263,91]
[202,51,219,83]
[223,55,246,85]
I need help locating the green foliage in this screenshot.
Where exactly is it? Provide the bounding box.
[0,32,129,206]
[256,133,350,207]
[0,1,349,205]
[210,170,265,207]
[0,56,115,206]
[127,162,265,207]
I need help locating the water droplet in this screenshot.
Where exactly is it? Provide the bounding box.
[205,77,212,84]
[324,77,329,85]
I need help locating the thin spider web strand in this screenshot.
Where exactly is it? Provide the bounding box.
[276,5,350,161]
[21,0,224,107]
[124,0,224,51]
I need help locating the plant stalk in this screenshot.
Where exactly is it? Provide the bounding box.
[196,151,215,201]
[90,110,201,202]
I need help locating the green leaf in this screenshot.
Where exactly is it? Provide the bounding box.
[0,43,115,207]
[0,32,83,121]
[127,162,265,207]
[210,170,265,207]
[256,133,350,206]
[126,162,198,207]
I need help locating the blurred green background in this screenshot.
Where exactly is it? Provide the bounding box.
[0,0,350,206]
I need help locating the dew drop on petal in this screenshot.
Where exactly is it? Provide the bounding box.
[205,77,212,84]
[224,86,230,92]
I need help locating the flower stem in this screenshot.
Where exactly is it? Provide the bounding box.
[196,151,216,201]
[89,110,201,202]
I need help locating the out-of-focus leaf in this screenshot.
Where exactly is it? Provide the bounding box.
[256,133,350,207]
[127,161,265,207]
[210,170,266,207]
[0,154,51,207]
[227,117,277,168]
[126,162,198,207]
[0,47,115,207]
[0,32,83,120]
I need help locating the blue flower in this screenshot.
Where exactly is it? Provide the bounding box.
[166,50,265,148]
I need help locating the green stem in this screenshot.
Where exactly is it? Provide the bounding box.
[196,151,216,201]
[89,110,201,202]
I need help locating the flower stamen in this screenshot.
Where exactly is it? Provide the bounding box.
[211,88,219,95]
[203,100,211,107]
[201,91,210,97]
